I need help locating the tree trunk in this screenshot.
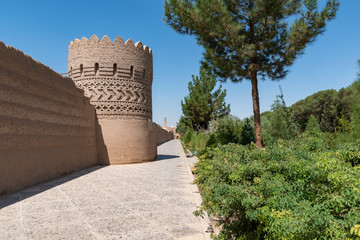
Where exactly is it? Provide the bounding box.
[250,71,263,148]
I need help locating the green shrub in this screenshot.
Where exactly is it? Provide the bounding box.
[195,142,360,239]
[205,132,218,148]
[183,129,193,144]
[262,95,297,142]
[189,131,208,154]
[207,115,255,147]
[240,117,255,145]
[215,115,242,145]
[336,140,360,166]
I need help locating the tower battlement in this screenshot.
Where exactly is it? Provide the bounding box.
[68,35,153,120]
[69,35,152,56]
[68,35,153,84]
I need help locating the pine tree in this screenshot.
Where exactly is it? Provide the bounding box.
[181,66,230,130]
[306,114,321,134]
[165,0,339,148]
[320,97,338,132]
[264,87,297,140]
[291,89,339,131]
[176,115,193,136]
[241,117,255,145]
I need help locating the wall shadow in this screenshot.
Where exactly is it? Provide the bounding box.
[95,117,110,165]
[154,154,180,161]
[157,139,176,146]
[0,165,106,209]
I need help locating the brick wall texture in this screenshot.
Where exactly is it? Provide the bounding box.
[0,41,98,195]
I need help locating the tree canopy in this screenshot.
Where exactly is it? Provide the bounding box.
[165,0,339,148]
[181,66,230,130]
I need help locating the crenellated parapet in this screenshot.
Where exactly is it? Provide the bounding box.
[68,35,153,120]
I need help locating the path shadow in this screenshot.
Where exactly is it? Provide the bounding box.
[154,154,180,161]
[0,165,105,209]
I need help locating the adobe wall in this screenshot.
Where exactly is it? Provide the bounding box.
[155,124,175,145]
[0,41,98,195]
[68,35,157,164]
[97,119,156,164]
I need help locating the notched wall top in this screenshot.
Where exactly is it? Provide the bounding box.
[69,35,152,56]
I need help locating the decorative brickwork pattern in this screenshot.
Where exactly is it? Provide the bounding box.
[73,77,152,119]
[68,35,153,120]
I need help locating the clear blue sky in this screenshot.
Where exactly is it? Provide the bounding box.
[1,0,359,127]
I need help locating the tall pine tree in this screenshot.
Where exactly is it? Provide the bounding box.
[165,0,339,148]
[182,66,230,130]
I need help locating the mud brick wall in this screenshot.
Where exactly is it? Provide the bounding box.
[155,124,174,145]
[0,42,98,195]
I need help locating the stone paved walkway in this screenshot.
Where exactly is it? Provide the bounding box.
[0,140,211,240]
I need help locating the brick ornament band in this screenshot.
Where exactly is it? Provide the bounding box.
[68,35,153,119]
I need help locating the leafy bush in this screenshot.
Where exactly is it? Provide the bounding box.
[194,141,360,239]
[205,132,218,148]
[183,129,193,144]
[262,95,297,143]
[213,115,242,145]
[336,141,360,167]
[181,129,209,155]
[240,118,255,145]
[189,131,208,153]
[207,115,255,147]
[177,115,193,136]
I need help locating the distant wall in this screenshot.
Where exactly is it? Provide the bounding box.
[0,42,98,195]
[155,124,174,145]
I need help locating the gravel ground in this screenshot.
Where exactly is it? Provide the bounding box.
[0,140,211,240]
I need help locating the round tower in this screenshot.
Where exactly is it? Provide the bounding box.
[68,35,156,164]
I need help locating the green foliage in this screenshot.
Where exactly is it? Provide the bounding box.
[165,0,339,147]
[205,115,255,148]
[189,60,360,240]
[262,92,297,144]
[164,0,339,83]
[336,111,352,133]
[205,132,218,149]
[181,115,256,155]
[305,115,321,134]
[289,75,360,134]
[350,225,360,238]
[291,90,340,132]
[181,66,230,131]
[336,140,360,167]
[189,131,208,153]
[183,129,193,145]
[320,95,338,132]
[176,115,193,136]
[240,117,255,145]
[182,129,209,154]
[212,115,243,145]
[350,76,360,135]
[194,139,360,239]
